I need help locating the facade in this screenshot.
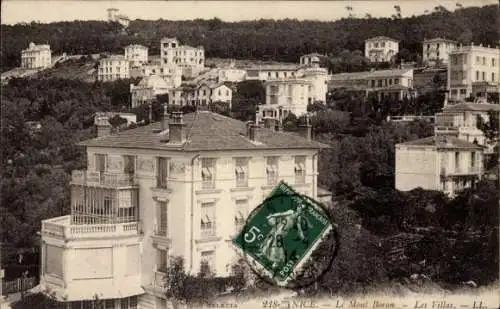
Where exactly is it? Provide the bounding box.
[245,65,303,81]
[130,75,171,108]
[364,36,399,63]
[125,45,149,67]
[98,55,130,81]
[422,38,457,66]
[329,68,415,100]
[257,79,312,123]
[435,100,500,153]
[395,135,483,196]
[38,110,327,308]
[21,42,52,69]
[300,54,324,66]
[160,38,205,78]
[447,43,500,101]
[217,68,247,83]
[130,63,182,89]
[168,83,233,108]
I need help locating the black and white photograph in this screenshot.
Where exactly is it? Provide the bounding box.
[1,1,499,308]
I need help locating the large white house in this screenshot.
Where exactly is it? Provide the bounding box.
[447,43,499,101]
[422,38,457,66]
[395,135,483,196]
[168,83,233,108]
[125,44,149,67]
[130,75,171,108]
[98,55,130,81]
[160,38,205,78]
[329,68,415,100]
[364,36,399,63]
[21,42,52,69]
[257,79,312,123]
[38,110,328,309]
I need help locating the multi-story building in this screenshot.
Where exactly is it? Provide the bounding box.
[130,63,182,89]
[125,45,149,67]
[299,53,325,66]
[257,79,312,123]
[160,38,205,78]
[130,75,171,108]
[38,110,327,309]
[447,43,500,101]
[364,36,399,63]
[329,68,414,100]
[435,100,500,153]
[245,65,303,81]
[422,38,457,66]
[98,55,130,81]
[395,135,483,196]
[21,42,52,69]
[168,83,233,108]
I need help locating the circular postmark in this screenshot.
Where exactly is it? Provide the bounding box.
[235,190,340,291]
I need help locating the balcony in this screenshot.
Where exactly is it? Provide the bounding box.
[152,228,171,249]
[42,215,140,239]
[441,166,481,177]
[152,271,167,290]
[201,180,216,190]
[71,170,137,188]
[266,174,279,186]
[235,177,248,188]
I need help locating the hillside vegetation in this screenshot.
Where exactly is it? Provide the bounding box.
[2,5,499,72]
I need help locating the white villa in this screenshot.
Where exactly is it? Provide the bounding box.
[125,45,149,67]
[364,36,399,63]
[98,55,130,81]
[160,38,205,78]
[21,42,52,69]
[38,110,328,309]
[422,38,457,66]
[130,75,171,108]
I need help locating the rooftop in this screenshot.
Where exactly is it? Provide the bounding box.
[136,75,169,89]
[246,64,303,71]
[365,36,399,43]
[330,68,412,81]
[81,111,329,151]
[443,102,500,112]
[397,136,483,150]
[423,37,457,44]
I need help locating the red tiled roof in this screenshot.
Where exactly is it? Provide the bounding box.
[80,111,329,151]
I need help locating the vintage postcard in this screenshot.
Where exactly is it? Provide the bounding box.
[0,1,498,309]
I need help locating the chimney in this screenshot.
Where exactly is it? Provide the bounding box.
[248,123,262,142]
[263,117,277,131]
[161,104,169,131]
[245,121,254,137]
[168,111,187,144]
[298,115,312,140]
[95,114,111,137]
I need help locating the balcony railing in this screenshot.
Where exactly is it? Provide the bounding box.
[441,166,481,176]
[202,180,216,190]
[153,271,167,289]
[235,178,248,188]
[266,174,279,186]
[71,170,136,187]
[42,215,140,239]
[200,227,217,238]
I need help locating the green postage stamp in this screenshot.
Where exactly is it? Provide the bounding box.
[232,181,334,287]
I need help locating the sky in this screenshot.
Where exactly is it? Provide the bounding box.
[1,0,497,25]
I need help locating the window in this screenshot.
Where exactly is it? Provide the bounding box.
[235,157,249,187]
[123,155,136,174]
[201,158,216,189]
[492,58,496,67]
[389,79,393,85]
[460,89,466,95]
[156,157,168,188]
[394,79,399,85]
[120,297,138,309]
[266,157,279,185]
[377,80,382,87]
[95,154,107,173]
[482,57,486,65]
[455,152,460,171]
[200,202,216,237]
[157,201,168,236]
[157,249,168,273]
[371,80,375,87]
[476,56,480,64]
[482,72,485,81]
[492,73,496,82]
[234,199,248,232]
[294,156,306,184]
[201,251,215,273]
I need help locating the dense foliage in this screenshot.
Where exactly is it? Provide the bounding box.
[2,5,499,72]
